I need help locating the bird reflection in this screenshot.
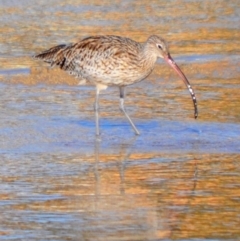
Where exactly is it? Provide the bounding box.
[93,135,138,206]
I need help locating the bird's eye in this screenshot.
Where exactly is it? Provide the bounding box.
[157,44,162,49]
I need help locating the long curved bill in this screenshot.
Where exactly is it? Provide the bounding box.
[164,53,198,119]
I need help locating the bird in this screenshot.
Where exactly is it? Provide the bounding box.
[34,35,198,135]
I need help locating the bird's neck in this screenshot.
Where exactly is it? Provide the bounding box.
[139,43,158,71]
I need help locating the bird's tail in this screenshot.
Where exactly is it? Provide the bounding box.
[33,44,68,68]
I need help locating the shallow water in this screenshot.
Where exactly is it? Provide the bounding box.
[0,0,240,240]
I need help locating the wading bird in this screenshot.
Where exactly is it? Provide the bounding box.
[34,35,198,135]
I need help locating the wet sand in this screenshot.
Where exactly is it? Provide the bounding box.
[0,0,240,240]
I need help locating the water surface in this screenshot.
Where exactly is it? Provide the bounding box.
[0,0,240,240]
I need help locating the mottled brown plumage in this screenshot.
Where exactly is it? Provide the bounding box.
[34,35,198,135]
[35,35,166,86]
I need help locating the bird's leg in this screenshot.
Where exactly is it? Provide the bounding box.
[119,86,140,135]
[94,87,100,136]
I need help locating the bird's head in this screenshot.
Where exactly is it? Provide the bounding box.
[146,35,198,119]
[147,35,169,59]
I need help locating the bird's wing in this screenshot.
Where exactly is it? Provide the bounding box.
[33,36,141,81]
